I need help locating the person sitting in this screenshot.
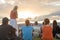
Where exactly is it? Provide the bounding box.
[0,17,17,40]
[33,21,40,38]
[41,18,53,40]
[53,20,60,39]
[21,20,34,40]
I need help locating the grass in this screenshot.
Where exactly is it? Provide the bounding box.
[33,38,60,40]
[33,38,41,40]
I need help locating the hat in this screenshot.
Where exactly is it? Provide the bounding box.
[2,17,9,22]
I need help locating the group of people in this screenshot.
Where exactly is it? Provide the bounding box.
[0,5,60,40]
[20,18,60,40]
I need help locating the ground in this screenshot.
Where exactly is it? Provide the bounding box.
[33,38,40,40]
[33,38,60,40]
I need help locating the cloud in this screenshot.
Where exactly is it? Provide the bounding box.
[40,1,60,7]
[0,0,60,18]
[0,0,6,4]
[7,1,15,5]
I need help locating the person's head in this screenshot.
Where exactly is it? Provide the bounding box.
[2,17,9,25]
[25,20,30,26]
[34,21,38,25]
[44,18,50,25]
[42,22,44,25]
[53,20,57,27]
[13,6,18,10]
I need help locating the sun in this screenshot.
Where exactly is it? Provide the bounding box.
[18,11,38,19]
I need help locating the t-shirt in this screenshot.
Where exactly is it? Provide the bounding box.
[21,26,34,40]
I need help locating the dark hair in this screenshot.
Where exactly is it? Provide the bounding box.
[44,18,50,25]
[53,20,57,28]
[2,17,9,24]
[42,22,44,25]
[25,20,30,26]
[13,6,18,10]
[35,21,38,25]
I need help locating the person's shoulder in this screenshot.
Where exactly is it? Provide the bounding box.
[48,25,52,27]
[8,25,16,29]
[29,26,34,30]
[7,25,14,28]
[45,25,51,27]
[11,10,13,12]
[8,25,12,27]
[0,25,6,27]
[11,10,15,13]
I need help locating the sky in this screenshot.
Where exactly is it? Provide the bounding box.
[0,0,60,18]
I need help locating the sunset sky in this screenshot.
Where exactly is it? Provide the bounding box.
[0,0,60,18]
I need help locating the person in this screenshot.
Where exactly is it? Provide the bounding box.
[42,22,44,26]
[41,18,53,40]
[21,20,34,40]
[40,22,45,38]
[33,21,40,38]
[34,21,38,26]
[0,17,17,40]
[10,6,18,36]
[53,20,60,38]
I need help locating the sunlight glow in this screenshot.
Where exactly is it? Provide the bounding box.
[18,11,39,19]
[0,0,6,4]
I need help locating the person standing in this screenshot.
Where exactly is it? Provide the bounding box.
[10,6,18,36]
[41,18,53,40]
[21,20,34,40]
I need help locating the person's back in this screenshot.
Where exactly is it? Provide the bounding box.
[0,17,17,40]
[0,24,16,40]
[53,25,60,36]
[21,26,33,40]
[42,25,53,39]
[53,20,60,38]
[0,25,9,40]
[56,26,60,34]
[54,25,60,39]
[41,18,53,40]
[21,20,34,40]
